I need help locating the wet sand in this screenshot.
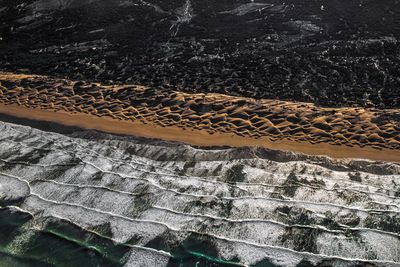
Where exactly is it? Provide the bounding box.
[1,103,399,162]
[1,72,400,162]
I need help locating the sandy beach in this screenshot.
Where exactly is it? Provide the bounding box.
[1,102,400,162]
[1,72,400,162]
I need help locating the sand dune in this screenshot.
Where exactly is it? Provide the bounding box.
[0,72,400,162]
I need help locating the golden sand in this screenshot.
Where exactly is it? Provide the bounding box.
[0,72,399,162]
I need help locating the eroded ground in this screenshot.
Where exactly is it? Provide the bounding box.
[2,0,400,108]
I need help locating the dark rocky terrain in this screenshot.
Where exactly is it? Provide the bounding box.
[1,0,400,108]
[1,2,400,266]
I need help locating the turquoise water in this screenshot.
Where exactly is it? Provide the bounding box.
[0,207,126,267]
[0,207,256,267]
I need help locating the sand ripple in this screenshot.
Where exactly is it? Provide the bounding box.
[1,72,399,157]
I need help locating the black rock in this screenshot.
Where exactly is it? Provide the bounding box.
[1,0,400,108]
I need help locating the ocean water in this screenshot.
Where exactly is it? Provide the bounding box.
[0,121,399,267]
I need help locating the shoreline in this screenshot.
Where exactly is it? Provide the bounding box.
[1,103,399,163]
